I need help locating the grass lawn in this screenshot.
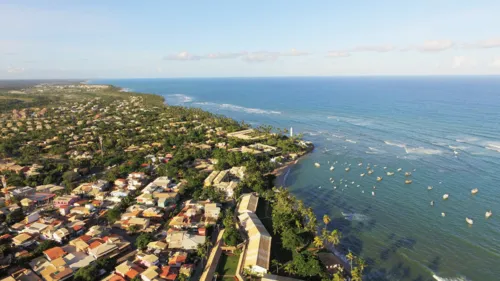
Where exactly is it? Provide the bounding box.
[216,253,240,278]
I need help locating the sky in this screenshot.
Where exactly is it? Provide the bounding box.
[1,0,500,79]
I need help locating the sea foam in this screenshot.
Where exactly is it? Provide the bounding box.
[404,146,443,155]
[384,140,407,148]
[193,102,281,114]
[166,94,194,103]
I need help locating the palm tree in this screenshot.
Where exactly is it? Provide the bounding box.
[327,229,342,246]
[332,272,346,281]
[356,257,367,273]
[323,214,331,226]
[197,240,213,268]
[346,250,355,270]
[313,236,324,249]
[271,259,282,274]
[283,262,296,275]
[351,267,362,281]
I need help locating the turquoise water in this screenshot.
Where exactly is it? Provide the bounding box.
[93,77,500,281]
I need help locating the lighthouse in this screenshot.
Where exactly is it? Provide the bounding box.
[290,127,293,137]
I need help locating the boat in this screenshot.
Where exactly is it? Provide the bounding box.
[441,212,446,217]
[485,211,493,219]
[466,217,474,225]
[471,188,478,195]
[345,167,350,172]
[405,172,412,177]
[430,201,434,206]
[360,173,365,177]
[383,166,387,170]
[372,191,375,196]
[405,179,412,184]
[377,176,383,182]
[330,166,335,171]
[386,172,394,176]
[358,163,362,166]
[397,168,402,172]
[374,164,378,167]
[314,163,321,168]
[368,170,374,175]
[351,181,355,184]
[428,186,433,190]
[443,194,449,200]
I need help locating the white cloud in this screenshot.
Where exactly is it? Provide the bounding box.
[452,56,477,68]
[164,51,201,61]
[280,48,309,56]
[7,66,25,73]
[327,51,351,58]
[417,40,454,52]
[205,52,245,59]
[466,38,500,49]
[243,51,279,62]
[350,45,394,52]
[491,57,500,67]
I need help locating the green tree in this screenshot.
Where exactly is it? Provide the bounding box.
[135,233,153,250]
[128,225,140,234]
[323,214,331,226]
[313,236,324,249]
[346,250,355,270]
[74,265,98,281]
[327,229,342,247]
[105,208,121,224]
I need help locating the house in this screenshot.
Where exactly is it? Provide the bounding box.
[43,247,67,261]
[160,266,179,281]
[147,241,167,251]
[88,241,118,259]
[142,207,163,218]
[125,217,150,231]
[10,186,36,198]
[114,179,127,188]
[168,251,188,267]
[53,195,79,208]
[238,212,272,276]
[70,207,91,216]
[4,268,42,281]
[140,254,159,267]
[140,266,160,281]
[114,261,144,280]
[180,264,194,278]
[24,222,49,235]
[110,189,129,198]
[53,228,70,243]
[136,193,155,206]
[25,211,40,224]
[166,231,205,250]
[238,193,259,214]
[203,171,219,187]
[92,180,109,191]
[204,203,221,220]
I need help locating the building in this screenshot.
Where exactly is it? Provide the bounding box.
[166,231,205,250]
[43,247,67,261]
[13,233,35,247]
[53,195,79,208]
[204,203,221,220]
[238,212,272,276]
[238,193,259,214]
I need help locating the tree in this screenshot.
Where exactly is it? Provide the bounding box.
[128,225,140,234]
[197,240,213,268]
[346,250,355,270]
[135,233,153,250]
[351,267,362,281]
[332,272,346,281]
[74,265,98,281]
[177,273,189,281]
[105,208,121,224]
[327,229,341,247]
[356,257,367,275]
[281,228,304,252]
[313,236,324,249]
[271,259,282,274]
[34,240,59,256]
[323,214,331,226]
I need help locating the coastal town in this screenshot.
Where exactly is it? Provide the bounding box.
[0,83,366,281]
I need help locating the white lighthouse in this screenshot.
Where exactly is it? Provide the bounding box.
[290,127,293,137]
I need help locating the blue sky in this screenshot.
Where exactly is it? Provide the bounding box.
[1,0,500,78]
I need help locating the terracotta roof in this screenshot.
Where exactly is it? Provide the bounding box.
[125,268,142,279]
[160,266,179,281]
[89,240,103,249]
[108,274,126,281]
[43,247,67,261]
[78,235,92,242]
[73,225,84,231]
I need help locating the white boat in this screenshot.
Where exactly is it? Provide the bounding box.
[368,170,374,175]
[405,179,412,184]
[318,186,322,189]
[428,186,433,190]
[374,165,378,167]
[383,166,387,170]
[397,168,402,172]
[345,167,350,172]
[330,166,335,171]
[358,163,363,166]
[314,163,321,168]
[377,176,383,182]
[405,172,412,177]
[351,181,355,184]
[471,188,478,195]
[372,191,375,196]
[361,190,364,193]
[386,172,394,176]
[441,212,446,217]
[485,211,492,219]
[333,186,337,189]
[430,201,434,206]
[443,194,449,200]
[360,173,365,177]
[466,217,474,225]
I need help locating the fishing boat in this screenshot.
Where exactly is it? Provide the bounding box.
[360,173,365,177]
[466,217,474,225]
[485,210,493,219]
[368,170,374,175]
[330,166,335,171]
[383,166,387,170]
[345,167,350,172]
[386,172,394,176]
[397,168,402,172]
[314,163,320,168]
[377,176,383,182]
[405,179,412,184]
[441,212,446,217]
[430,201,434,206]
[443,194,449,200]
[471,188,478,195]
[372,191,375,196]
[358,163,362,166]
[405,172,412,177]
[428,186,433,190]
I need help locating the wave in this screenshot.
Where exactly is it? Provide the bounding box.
[328,116,372,126]
[485,142,500,153]
[119,87,132,92]
[341,212,369,222]
[384,140,407,148]
[405,146,443,155]
[456,137,479,143]
[366,147,385,154]
[192,102,281,115]
[166,94,193,103]
[432,274,470,281]
[345,139,357,144]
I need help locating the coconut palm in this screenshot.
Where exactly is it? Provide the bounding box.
[271,259,283,274]
[346,250,355,270]
[356,257,367,273]
[327,229,342,246]
[313,235,324,249]
[351,267,362,281]
[323,214,331,226]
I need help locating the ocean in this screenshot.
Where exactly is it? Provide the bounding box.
[92,77,500,281]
